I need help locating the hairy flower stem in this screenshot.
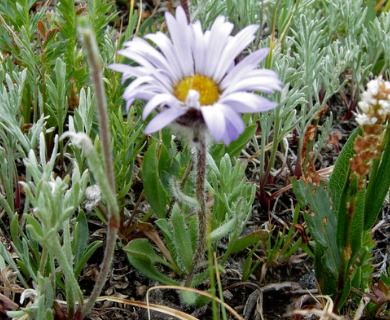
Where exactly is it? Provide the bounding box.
[79,19,120,318]
[185,130,207,287]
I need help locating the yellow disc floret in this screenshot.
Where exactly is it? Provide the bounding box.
[174,74,220,106]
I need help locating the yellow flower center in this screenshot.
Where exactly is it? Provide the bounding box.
[173,74,220,106]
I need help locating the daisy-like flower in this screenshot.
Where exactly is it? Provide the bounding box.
[110,6,282,145]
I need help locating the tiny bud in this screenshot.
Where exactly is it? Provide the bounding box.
[84,184,101,212]
[61,132,94,153]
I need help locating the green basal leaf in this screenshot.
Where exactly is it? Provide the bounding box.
[350,190,365,254]
[155,219,173,243]
[124,238,178,285]
[142,140,169,218]
[336,281,352,312]
[329,127,362,213]
[171,205,194,273]
[155,206,198,275]
[313,243,338,297]
[228,231,268,255]
[187,215,199,255]
[293,180,337,250]
[209,217,237,242]
[124,238,168,266]
[292,179,340,295]
[364,125,390,229]
[72,211,89,266]
[74,240,103,278]
[336,175,364,253]
[155,218,177,264]
[6,311,27,318]
[0,192,13,219]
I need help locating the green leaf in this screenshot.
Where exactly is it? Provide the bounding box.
[209,217,237,242]
[142,140,169,218]
[313,243,338,297]
[0,241,28,287]
[225,124,257,157]
[336,176,365,253]
[350,191,365,253]
[293,180,336,249]
[72,211,89,266]
[45,57,67,131]
[187,215,199,255]
[10,215,22,253]
[87,0,117,46]
[124,239,178,285]
[155,219,173,242]
[155,218,176,260]
[171,205,193,272]
[329,127,362,212]
[363,0,377,26]
[25,215,44,242]
[210,124,257,161]
[364,126,390,229]
[228,231,268,255]
[74,240,103,278]
[292,179,340,295]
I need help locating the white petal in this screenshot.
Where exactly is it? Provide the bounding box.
[126,90,154,101]
[146,32,182,81]
[120,38,178,81]
[108,63,133,74]
[143,94,181,119]
[223,122,240,145]
[222,71,282,94]
[118,49,155,71]
[123,76,154,100]
[125,99,135,111]
[108,64,144,83]
[213,25,259,82]
[221,92,278,113]
[220,48,269,88]
[204,17,234,78]
[220,105,245,133]
[218,105,245,145]
[144,108,186,133]
[191,21,207,74]
[201,105,226,142]
[165,7,194,76]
